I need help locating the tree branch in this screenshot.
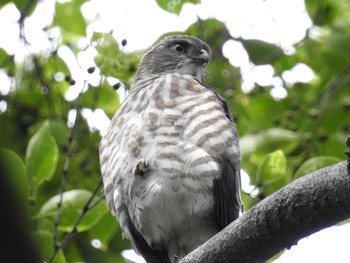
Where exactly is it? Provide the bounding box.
[180,161,350,263]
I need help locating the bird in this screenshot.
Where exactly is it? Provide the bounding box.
[99,35,242,263]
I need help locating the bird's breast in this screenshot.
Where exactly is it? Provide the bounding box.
[124,74,237,247]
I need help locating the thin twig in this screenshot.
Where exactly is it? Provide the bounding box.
[48,178,104,263]
[49,82,86,263]
[32,56,56,117]
[311,64,350,134]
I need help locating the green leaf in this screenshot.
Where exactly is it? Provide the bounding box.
[327,32,350,54]
[80,80,120,117]
[32,230,66,263]
[257,150,287,184]
[15,89,43,107]
[25,120,59,191]
[88,212,118,251]
[0,0,12,8]
[91,32,120,58]
[29,120,70,147]
[91,32,141,79]
[295,156,342,178]
[305,0,337,26]
[156,0,201,15]
[55,1,86,36]
[38,189,109,232]
[47,120,70,147]
[240,128,300,155]
[241,39,280,64]
[185,18,228,43]
[0,48,15,71]
[12,0,38,17]
[0,147,28,204]
[257,150,288,196]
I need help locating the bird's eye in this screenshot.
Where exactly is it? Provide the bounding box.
[173,44,186,53]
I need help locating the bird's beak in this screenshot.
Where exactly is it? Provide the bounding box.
[196,49,210,64]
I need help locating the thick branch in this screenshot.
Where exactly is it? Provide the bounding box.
[180,161,350,263]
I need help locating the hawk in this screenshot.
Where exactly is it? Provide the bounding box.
[99,35,242,263]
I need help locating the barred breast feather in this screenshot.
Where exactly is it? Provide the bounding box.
[99,73,242,262]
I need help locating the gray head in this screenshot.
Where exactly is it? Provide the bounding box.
[134,35,211,83]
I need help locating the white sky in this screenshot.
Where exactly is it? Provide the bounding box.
[0,0,349,262]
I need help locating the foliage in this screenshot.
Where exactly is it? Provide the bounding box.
[0,0,349,262]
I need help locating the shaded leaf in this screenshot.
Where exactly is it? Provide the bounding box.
[91,32,120,58]
[327,32,350,54]
[92,32,141,79]
[88,212,118,251]
[185,18,229,45]
[47,120,70,147]
[25,120,59,191]
[320,48,350,74]
[241,39,280,64]
[32,230,66,263]
[305,0,337,26]
[38,189,108,232]
[15,89,43,107]
[295,156,343,178]
[240,128,300,155]
[29,119,70,147]
[257,150,287,184]
[257,150,288,196]
[0,0,12,8]
[0,147,28,204]
[156,0,200,15]
[12,0,38,17]
[80,81,120,116]
[55,1,86,36]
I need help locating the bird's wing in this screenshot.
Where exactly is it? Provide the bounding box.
[125,206,170,263]
[197,80,243,229]
[214,158,242,228]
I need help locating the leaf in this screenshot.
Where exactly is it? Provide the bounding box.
[91,32,141,79]
[0,48,15,71]
[185,18,230,49]
[295,156,342,178]
[80,80,120,116]
[47,120,70,147]
[25,120,59,190]
[38,189,109,232]
[241,39,280,64]
[15,89,43,107]
[32,230,66,263]
[88,212,118,251]
[0,147,28,204]
[257,150,287,184]
[91,32,120,58]
[55,1,86,36]
[12,0,38,17]
[29,119,70,147]
[305,0,337,26]
[256,150,288,196]
[240,128,300,155]
[0,0,12,8]
[327,32,350,55]
[156,0,201,15]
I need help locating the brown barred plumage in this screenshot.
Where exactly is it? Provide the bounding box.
[99,35,242,263]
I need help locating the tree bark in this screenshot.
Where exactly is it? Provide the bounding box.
[180,161,350,263]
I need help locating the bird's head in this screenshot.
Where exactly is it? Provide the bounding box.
[134,35,211,83]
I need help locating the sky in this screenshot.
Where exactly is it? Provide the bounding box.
[0,0,349,262]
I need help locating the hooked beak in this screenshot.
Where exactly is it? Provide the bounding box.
[194,49,210,65]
